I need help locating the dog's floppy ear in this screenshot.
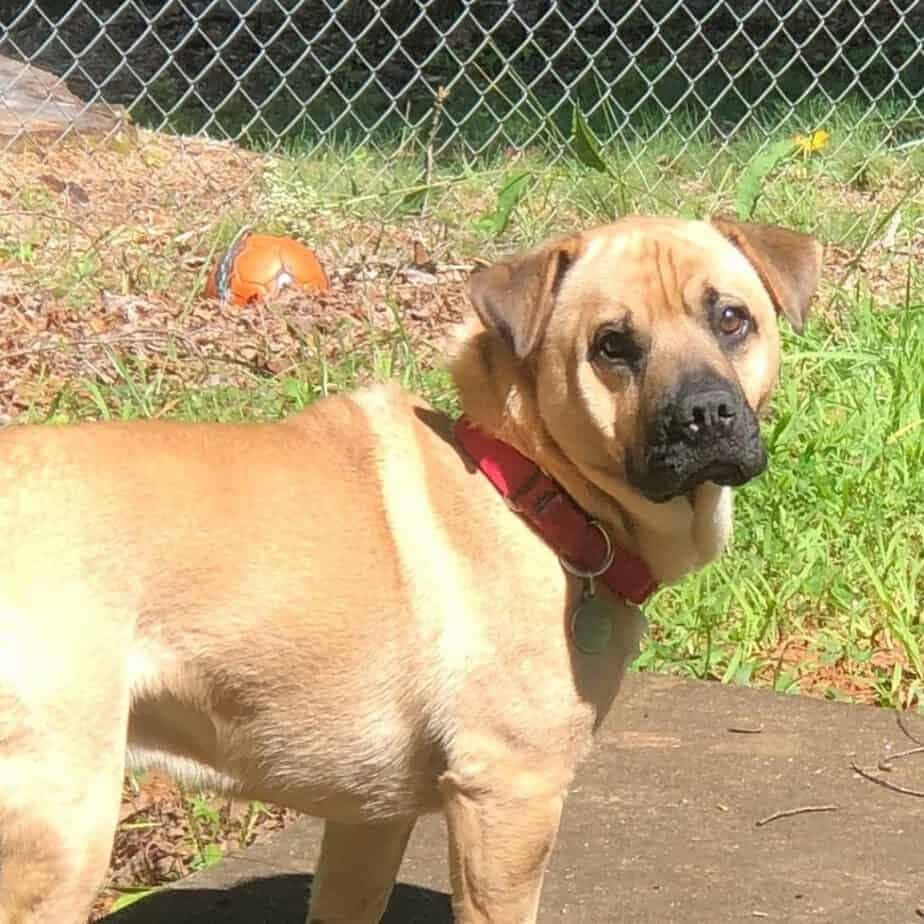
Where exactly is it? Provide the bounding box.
[711,216,823,334]
[468,234,583,358]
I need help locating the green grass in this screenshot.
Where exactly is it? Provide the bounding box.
[640,265,924,706]
[29,329,458,428]
[27,261,924,711]
[7,91,924,711]
[256,93,923,262]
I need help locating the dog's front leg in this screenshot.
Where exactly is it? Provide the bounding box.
[306,817,416,923]
[440,772,564,923]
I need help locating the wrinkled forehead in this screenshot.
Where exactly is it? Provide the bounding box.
[564,219,774,318]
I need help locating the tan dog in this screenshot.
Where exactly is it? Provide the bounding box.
[0,215,821,924]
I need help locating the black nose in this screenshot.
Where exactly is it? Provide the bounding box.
[671,387,739,444]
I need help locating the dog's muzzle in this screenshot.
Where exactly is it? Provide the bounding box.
[626,370,768,503]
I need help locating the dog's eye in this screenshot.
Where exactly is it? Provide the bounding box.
[717,305,750,339]
[593,327,640,367]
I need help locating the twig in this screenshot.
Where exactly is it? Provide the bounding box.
[423,85,450,212]
[851,762,924,798]
[755,804,839,827]
[0,330,195,364]
[327,172,486,209]
[728,725,764,734]
[0,209,114,256]
[0,329,270,378]
[0,209,97,239]
[898,711,924,746]
[823,181,918,313]
[878,745,924,771]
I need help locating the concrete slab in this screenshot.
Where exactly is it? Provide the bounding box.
[104,673,924,923]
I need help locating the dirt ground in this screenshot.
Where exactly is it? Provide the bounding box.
[0,123,475,422]
[89,771,299,920]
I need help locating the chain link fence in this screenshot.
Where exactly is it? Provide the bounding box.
[0,0,921,309]
[0,1,920,415]
[2,2,922,166]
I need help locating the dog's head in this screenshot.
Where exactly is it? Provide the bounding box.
[464,216,822,507]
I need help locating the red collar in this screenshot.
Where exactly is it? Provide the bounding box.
[454,417,658,605]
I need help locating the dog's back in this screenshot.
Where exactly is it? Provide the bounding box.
[0,395,416,920]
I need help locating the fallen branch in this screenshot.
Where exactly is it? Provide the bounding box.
[878,745,924,771]
[0,209,114,257]
[755,804,838,827]
[851,762,924,798]
[898,711,924,746]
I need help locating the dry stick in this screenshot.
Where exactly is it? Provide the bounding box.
[822,182,918,314]
[0,330,198,364]
[851,763,924,798]
[878,745,924,771]
[0,330,269,378]
[0,209,115,257]
[422,85,450,212]
[897,712,924,746]
[0,209,96,240]
[755,805,839,827]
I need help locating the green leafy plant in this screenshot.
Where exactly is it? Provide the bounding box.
[473,172,532,238]
[184,794,225,872]
[734,139,798,220]
[109,886,161,912]
[398,179,430,215]
[571,106,611,174]
[570,106,631,215]
[190,842,224,872]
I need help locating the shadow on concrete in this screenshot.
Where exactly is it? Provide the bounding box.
[106,873,452,924]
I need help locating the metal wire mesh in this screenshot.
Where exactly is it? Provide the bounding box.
[0,1,920,420]
[0,1,921,207]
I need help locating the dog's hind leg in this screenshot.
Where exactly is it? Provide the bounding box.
[306,817,416,923]
[0,605,131,924]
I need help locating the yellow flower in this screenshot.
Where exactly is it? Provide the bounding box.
[793,129,830,156]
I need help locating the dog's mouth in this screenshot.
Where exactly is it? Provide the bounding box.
[684,459,753,490]
[627,444,768,505]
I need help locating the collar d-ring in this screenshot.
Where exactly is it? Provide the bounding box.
[558,520,615,581]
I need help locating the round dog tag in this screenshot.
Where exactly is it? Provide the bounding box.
[570,595,613,655]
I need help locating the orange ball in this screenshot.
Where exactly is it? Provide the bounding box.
[204,232,329,307]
